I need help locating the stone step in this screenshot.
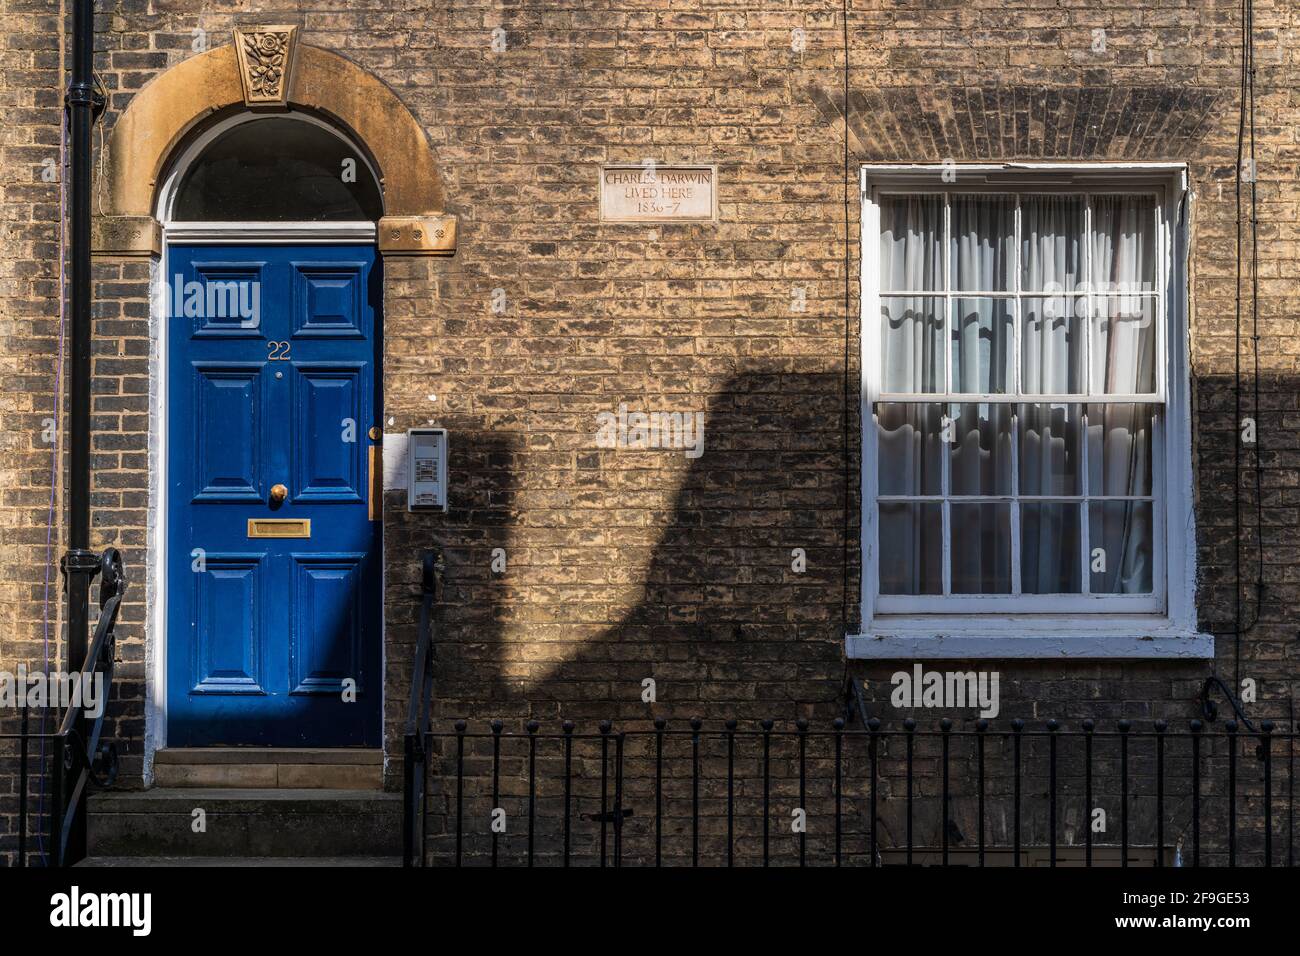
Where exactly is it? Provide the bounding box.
[153,749,382,790]
[88,788,401,858]
[77,856,400,867]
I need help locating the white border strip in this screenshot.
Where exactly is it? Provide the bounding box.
[848,630,1215,660]
[854,162,1210,659]
[166,222,377,243]
[146,112,387,780]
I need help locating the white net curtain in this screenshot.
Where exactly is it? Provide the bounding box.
[876,192,1159,600]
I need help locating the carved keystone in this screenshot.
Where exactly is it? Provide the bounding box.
[233,25,299,107]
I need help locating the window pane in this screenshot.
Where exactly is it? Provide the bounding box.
[950,403,1013,496]
[1089,501,1154,594]
[1021,195,1084,293]
[1021,503,1082,593]
[952,298,1013,393]
[879,502,943,594]
[881,297,944,393]
[1021,296,1084,394]
[880,195,943,291]
[877,403,944,496]
[1087,404,1154,497]
[1019,403,1081,496]
[1091,296,1156,393]
[172,118,383,221]
[951,503,1012,593]
[1091,195,1157,294]
[950,195,1014,292]
[872,187,1168,606]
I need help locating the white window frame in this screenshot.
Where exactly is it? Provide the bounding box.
[851,163,1211,660]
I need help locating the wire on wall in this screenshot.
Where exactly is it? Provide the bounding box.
[841,0,853,637]
[1230,0,1265,690]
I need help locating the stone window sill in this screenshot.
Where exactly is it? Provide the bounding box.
[847,618,1214,660]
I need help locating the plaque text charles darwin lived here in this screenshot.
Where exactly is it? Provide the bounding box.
[600,165,718,223]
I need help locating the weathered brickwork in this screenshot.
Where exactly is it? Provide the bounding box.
[0,0,67,863]
[0,0,1296,863]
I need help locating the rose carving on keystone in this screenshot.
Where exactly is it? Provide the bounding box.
[244,32,288,97]
[233,25,299,107]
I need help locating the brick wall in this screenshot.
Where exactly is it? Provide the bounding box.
[0,0,66,864]
[1,0,1296,864]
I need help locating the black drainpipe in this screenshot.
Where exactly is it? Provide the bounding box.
[60,0,102,862]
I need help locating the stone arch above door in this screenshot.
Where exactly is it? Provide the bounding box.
[93,27,455,257]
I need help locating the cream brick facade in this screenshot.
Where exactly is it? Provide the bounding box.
[0,0,1296,864]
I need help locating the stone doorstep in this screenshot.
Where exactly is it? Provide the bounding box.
[88,789,403,859]
[93,788,400,812]
[77,856,401,867]
[155,749,382,765]
[153,749,382,790]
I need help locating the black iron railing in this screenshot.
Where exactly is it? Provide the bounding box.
[404,715,1296,867]
[403,548,442,867]
[1,548,125,867]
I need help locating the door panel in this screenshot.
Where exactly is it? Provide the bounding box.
[292,262,369,338]
[293,364,365,501]
[192,553,266,694]
[290,553,366,695]
[168,243,381,747]
[187,261,266,337]
[193,364,264,499]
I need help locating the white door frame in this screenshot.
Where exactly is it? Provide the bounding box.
[145,111,384,776]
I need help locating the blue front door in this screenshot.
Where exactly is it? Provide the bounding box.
[167,244,382,746]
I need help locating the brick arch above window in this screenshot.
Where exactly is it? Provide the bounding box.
[807,84,1225,165]
[92,36,455,257]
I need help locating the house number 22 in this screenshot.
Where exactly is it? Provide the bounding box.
[267,341,291,361]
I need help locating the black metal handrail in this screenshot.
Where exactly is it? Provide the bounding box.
[2,547,125,867]
[1201,674,1259,733]
[402,548,442,867]
[52,548,125,864]
[407,716,1296,868]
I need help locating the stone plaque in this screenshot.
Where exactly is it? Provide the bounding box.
[600,165,717,223]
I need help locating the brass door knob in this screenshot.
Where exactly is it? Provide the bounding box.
[269,483,288,505]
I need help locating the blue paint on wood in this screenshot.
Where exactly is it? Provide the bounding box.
[167,244,382,746]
